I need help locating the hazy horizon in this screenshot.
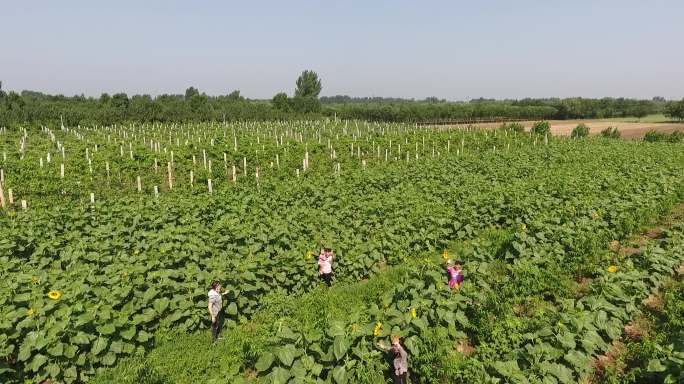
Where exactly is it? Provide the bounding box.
[3,0,683,100]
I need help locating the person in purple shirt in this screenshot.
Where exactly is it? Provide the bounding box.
[377,335,409,384]
[446,259,463,290]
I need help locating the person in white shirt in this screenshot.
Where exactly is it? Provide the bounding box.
[208,281,229,341]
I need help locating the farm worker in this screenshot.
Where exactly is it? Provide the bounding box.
[377,335,409,384]
[208,281,230,341]
[317,247,335,286]
[447,260,463,290]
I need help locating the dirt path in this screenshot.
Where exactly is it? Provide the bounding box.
[537,120,684,139]
[450,119,684,139]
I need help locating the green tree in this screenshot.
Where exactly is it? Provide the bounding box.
[294,70,322,98]
[226,90,244,102]
[189,94,210,115]
[272,92,290,111]
[291,96,321,113]
[99,93,111,105]
[665,99,684,121]
[632,100,652,119]
[111,93,129,110]
[185,86,199,100]
[5,91,25,111]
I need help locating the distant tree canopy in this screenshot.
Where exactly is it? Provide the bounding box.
[292,70,322,113]
[268,71,323,114]
[272,92,290,111]
[226,90,244,102]
[0,78,675,127]
[184,86,199,100]
[294,70,322,99]
[665,99,684,121]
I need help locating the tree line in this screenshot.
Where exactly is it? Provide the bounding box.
[0,76,682,127]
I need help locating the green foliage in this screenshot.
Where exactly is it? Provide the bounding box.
[291,96,321,113]
[571,123,590,138]
[327,103,558,123]
[0,87,669,125]
[99,93,111,105]
[600,126,621,139]
[532,120,551,136]
[111,93,129,110]
[665,99,684,121]
[668,130,684,143]
[2,120,684,383]
[294,70,322,99]
[641,129,683,143]
[643,129,667,142]
[501,122,525,133]
[226,90,243,102]
[272,92,290,111]
[288,70,323,113]
[184,86,199,100]
[598,263,684,384]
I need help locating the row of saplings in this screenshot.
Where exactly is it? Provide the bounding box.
[207,247,464,384]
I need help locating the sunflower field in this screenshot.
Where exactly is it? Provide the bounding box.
[1,121,684,383]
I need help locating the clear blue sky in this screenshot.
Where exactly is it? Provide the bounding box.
[2,0,683,100]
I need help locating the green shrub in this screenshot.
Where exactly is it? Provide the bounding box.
[571,123,590,138]
[531,121,550,136]
[643,129,667,142]
[600,126,621,139]
[668,130,683,143]
[644,130,684,143]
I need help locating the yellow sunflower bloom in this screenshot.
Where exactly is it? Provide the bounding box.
[373,322,383,337]
[47,290,62,300]
[442,250,449,261]
[305,250,313,260]
[27,308,35,317]
[607,265,617,273]
[410,308,417,318]
[521,223,527,231]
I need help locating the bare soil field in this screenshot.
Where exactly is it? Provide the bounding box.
[462,119,684,139]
